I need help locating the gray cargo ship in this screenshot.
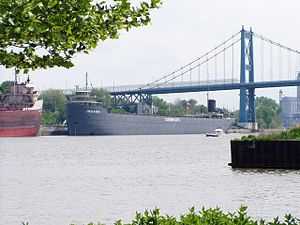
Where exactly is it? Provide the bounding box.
[66,89,234,136]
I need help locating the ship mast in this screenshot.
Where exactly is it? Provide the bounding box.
[13,69,17,96]
[85,72,88,91]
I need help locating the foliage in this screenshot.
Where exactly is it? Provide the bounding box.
[168,103,185,116]
[240,127,300,141]
[41,111,59,125]
[232,97,281,128]
[39,89,66,124]
[0,0,161,73]
[90,88,111,107]
[152,97,208,117]
[66,206,299,225]
[0,80,14,93]
[152,96,169,116]
[111,107,130,114]
[256,97,281,129]
[192,104,208,114]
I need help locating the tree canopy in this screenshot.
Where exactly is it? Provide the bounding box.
[90,88,111,107]
[153,97,209,117]
[234,96,282,129]
[0,80,14,93]
[256,96,281,129]
[0,0,161,73]
[39,89,67,124]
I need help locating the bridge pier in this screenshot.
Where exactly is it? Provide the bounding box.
[248,88,256,123]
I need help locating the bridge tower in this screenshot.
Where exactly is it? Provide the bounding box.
[239,27,258,130]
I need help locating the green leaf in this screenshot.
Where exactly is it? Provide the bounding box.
[48,0,58,8]
[0,0,161,72]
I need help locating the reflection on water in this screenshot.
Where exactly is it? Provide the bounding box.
[232,168,300,175]
[0,134,299,225]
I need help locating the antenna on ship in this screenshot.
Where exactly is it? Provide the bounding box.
[206,91,209,107]
[85,72,88,91]
[26,74,30,84]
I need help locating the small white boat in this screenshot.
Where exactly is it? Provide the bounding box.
[206,128,224,137]
[214,128,224,134]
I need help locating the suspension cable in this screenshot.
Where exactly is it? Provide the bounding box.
[231,41,234,83]
[255,32,300,81]
[223,44,226,83]
[214,54,217,82]
[270,44,273,81]
[293,52,297,79]
[254,32,300,55]
[141,31,241,89]
[288,51,291,79]
[278,47,282,80]
[206,54,209,82]
[261,39,264,81]
[150,38,241,88]
[198,65,201,84]
[298,55,300,73]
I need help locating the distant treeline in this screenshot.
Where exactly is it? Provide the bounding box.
[152,97,231,117]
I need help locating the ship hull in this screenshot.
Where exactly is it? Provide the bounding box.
[0,110,41,137]
[67,102,234,136]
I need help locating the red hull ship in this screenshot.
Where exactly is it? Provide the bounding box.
[0,79,42,137]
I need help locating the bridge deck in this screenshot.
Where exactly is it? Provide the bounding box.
[110,79,300,95]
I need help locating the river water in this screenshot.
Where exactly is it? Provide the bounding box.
[0,134,299,225]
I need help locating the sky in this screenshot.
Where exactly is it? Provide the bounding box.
[1,0,300,110]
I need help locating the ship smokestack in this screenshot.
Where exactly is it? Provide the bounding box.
[208,99,216,113]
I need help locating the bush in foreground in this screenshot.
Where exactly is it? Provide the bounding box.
[28,206,297,225]
[240,127,300,141]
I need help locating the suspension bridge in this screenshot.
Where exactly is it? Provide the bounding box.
[108,26,300,128]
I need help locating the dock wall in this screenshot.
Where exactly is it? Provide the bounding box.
[229,140,300,169]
